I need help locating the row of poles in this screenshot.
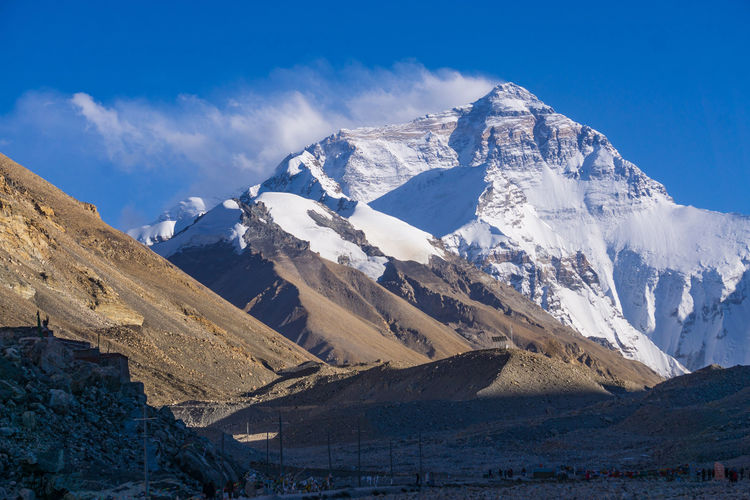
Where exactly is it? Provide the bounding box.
[238,414,424,487]
[138,408,425,498]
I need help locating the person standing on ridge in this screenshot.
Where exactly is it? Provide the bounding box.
[36,310,42,338]
[41,315,51,336]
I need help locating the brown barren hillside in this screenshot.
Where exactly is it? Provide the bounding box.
[168,201,472,365]
[379,254,664,390]
[167,198,661,391]
[0,153,315,404]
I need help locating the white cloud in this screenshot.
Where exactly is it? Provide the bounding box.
[343,65,498,124]
[71,92,145,166]
[2,62,497,219]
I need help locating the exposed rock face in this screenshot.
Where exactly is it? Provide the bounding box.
[377,255,661,389]
[130,82,750,377]
[127,197,207,245]
[0,327,238,498]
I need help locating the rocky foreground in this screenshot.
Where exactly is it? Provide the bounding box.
[361,478,750,499]
[0,327,239,499]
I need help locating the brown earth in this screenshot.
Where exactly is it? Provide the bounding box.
[168,202,472,365]
[381,254,662,390]
[168,200,662,393]
[174,355,750,479]
[173,348,631,447]
[0,153,315,405]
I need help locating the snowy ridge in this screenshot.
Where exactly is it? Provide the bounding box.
[143,191,444,282]
[155,199,248,257]
[127,197,207,245]
[254,192,389,280]
[343,202,443,265]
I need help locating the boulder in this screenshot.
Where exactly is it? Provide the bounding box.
[17,488,35,500]
[83,409,100,424]
[32,338,72,375]
[23,451,38,467]
[41,473,71,498]
[2,347,20,362]
[0,383,12,402]
[176,444,235,486]
[48,389,74,414]
[22,411,36,429]
[37,448,64,474]
[31,402,47,414]
[50,373,72,392]
[0,380,26,401]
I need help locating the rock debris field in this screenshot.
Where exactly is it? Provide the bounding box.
[359,479,750,499]
[0,327,238,499]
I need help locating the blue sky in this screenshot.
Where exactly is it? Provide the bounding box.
[0,0,748,228]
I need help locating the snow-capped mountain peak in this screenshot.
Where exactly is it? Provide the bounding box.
[130,82,750,378]
[474,82,554,115]
[127,197,207,245]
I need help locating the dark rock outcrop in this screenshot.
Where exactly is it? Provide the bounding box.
[0,327,238,498]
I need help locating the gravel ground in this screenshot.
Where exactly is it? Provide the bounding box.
[360,479,750,499]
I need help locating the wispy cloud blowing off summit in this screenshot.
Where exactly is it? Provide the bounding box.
[0,63,495,226]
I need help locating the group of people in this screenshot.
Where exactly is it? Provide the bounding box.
[202,473,337,497]
[698,467,745,482]
[481,463,749,484]
[36,310,52,337]
[201,480,238,499]
[486,467,526,479]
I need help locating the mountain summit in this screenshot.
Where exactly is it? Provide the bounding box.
[134,83,750,377]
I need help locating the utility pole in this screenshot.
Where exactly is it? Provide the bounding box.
[278,413,284,480]
[327,429,332,478]
[266,431,270,477]
[357,421,362,487]
[247,422,255,478]
[134,404,155,498]
[246,421,249,437]
[389,440,394,484]
[144,405,149,498]
[418,432,423,482]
